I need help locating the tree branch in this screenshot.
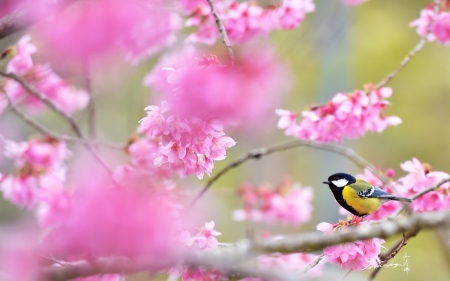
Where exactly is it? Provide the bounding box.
[206,0,235,63]
[191,140,387,206]
[375,0,440,89]
[0,71,113,175]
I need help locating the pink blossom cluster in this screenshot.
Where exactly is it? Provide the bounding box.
[232,178,313,225]
[317,221,385,270]
[171,221,223,281]
[394,158,450,212]
[179,221,222,249]
[1,35,89,115]
[410,5,450,45]
[277,86,402,142]
[144,46,288,127]
[36,0,180,62]
[183,0,315,44]
[136,101,235,179]
[0,138,70,221]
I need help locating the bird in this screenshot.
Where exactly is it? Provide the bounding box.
[323,172,412,217]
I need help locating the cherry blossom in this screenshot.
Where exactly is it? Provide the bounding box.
[144,47,288,127]
[2,35,89,115]
[411,6,450,45]
[277,86,401,142]
[233,178,313,225]
[395,158,450,212]
[318,221,385,270]
[36,0,179,61]
[179,221,222,250]
[137,101,235,179]
[184,0,315,44]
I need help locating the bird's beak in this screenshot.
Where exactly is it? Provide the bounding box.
[323,181,330,185]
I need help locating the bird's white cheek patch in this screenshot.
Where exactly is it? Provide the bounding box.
[332,179,348,187]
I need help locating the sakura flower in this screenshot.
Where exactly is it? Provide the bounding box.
[194,221,222,249]
[233,178,313,225]
[145,46,288,127]
[137,101,235,179]
[410,7,450,45]
[3,36,89,115]
[36,0,178,61]
[0,175,39,208]
[318,221,385,270]
[277,0,316,29]
[278,87,401,142]
[395,158,450,212]
[70,274,122,281]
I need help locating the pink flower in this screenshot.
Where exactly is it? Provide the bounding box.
[277,0,316,29]
[4,37,89,115]
[411,7,450,45]
[233,179,313,225]
[145,46,288,127]
[138,101,235,179]
[278,87,401,142]
[395,158,450,211]
[178,0,206,12]
[318,221,385,270]
[0,175,39,208]
[36,0,178,61]
[194,221,222,249]
[258,252,323,276]
[6,35,36,75]
[71,274,122,281]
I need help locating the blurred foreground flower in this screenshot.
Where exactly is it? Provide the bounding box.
[411,5,450,45]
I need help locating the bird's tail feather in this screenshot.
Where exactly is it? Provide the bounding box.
[386,196,413,203]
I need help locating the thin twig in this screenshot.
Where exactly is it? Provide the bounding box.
[0,71,113,175]
[300,254,324,273]
[83,60,96,139]
[2,90,58,138]
[191,140,386,206]
[340,269,353,281]
[206,0,235,63]
[368,231,412,281]
[375,0,440,89]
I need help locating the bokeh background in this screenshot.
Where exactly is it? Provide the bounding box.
[0,0,449,280]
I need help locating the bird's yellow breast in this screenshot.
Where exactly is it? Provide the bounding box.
[342,186,381,216]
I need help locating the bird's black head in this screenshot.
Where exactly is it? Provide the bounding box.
[322,173,356,191]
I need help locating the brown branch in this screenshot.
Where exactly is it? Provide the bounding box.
[82,61,96,139]
[206,0,235,63]
[191,140,386,206]
[0,71,113,175]
[375,0,440,89]
[0,0,78,40]
[300,254,324,273]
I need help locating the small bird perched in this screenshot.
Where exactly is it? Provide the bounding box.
[323,172,412,217]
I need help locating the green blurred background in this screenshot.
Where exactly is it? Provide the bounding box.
[1,0,450,280]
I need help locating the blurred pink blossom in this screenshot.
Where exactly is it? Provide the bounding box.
[46,176,180,259]
[233,178,313,225]
[411,7,450,45]
[144,47,288,127]
[318,221,385,270]
[3,35,89,115]
[179,221,222,249]
[36,0,179,61]
[138,101,235,179]
[71,274,122,281]
[278,86,401,142]
[276,0,315,29]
